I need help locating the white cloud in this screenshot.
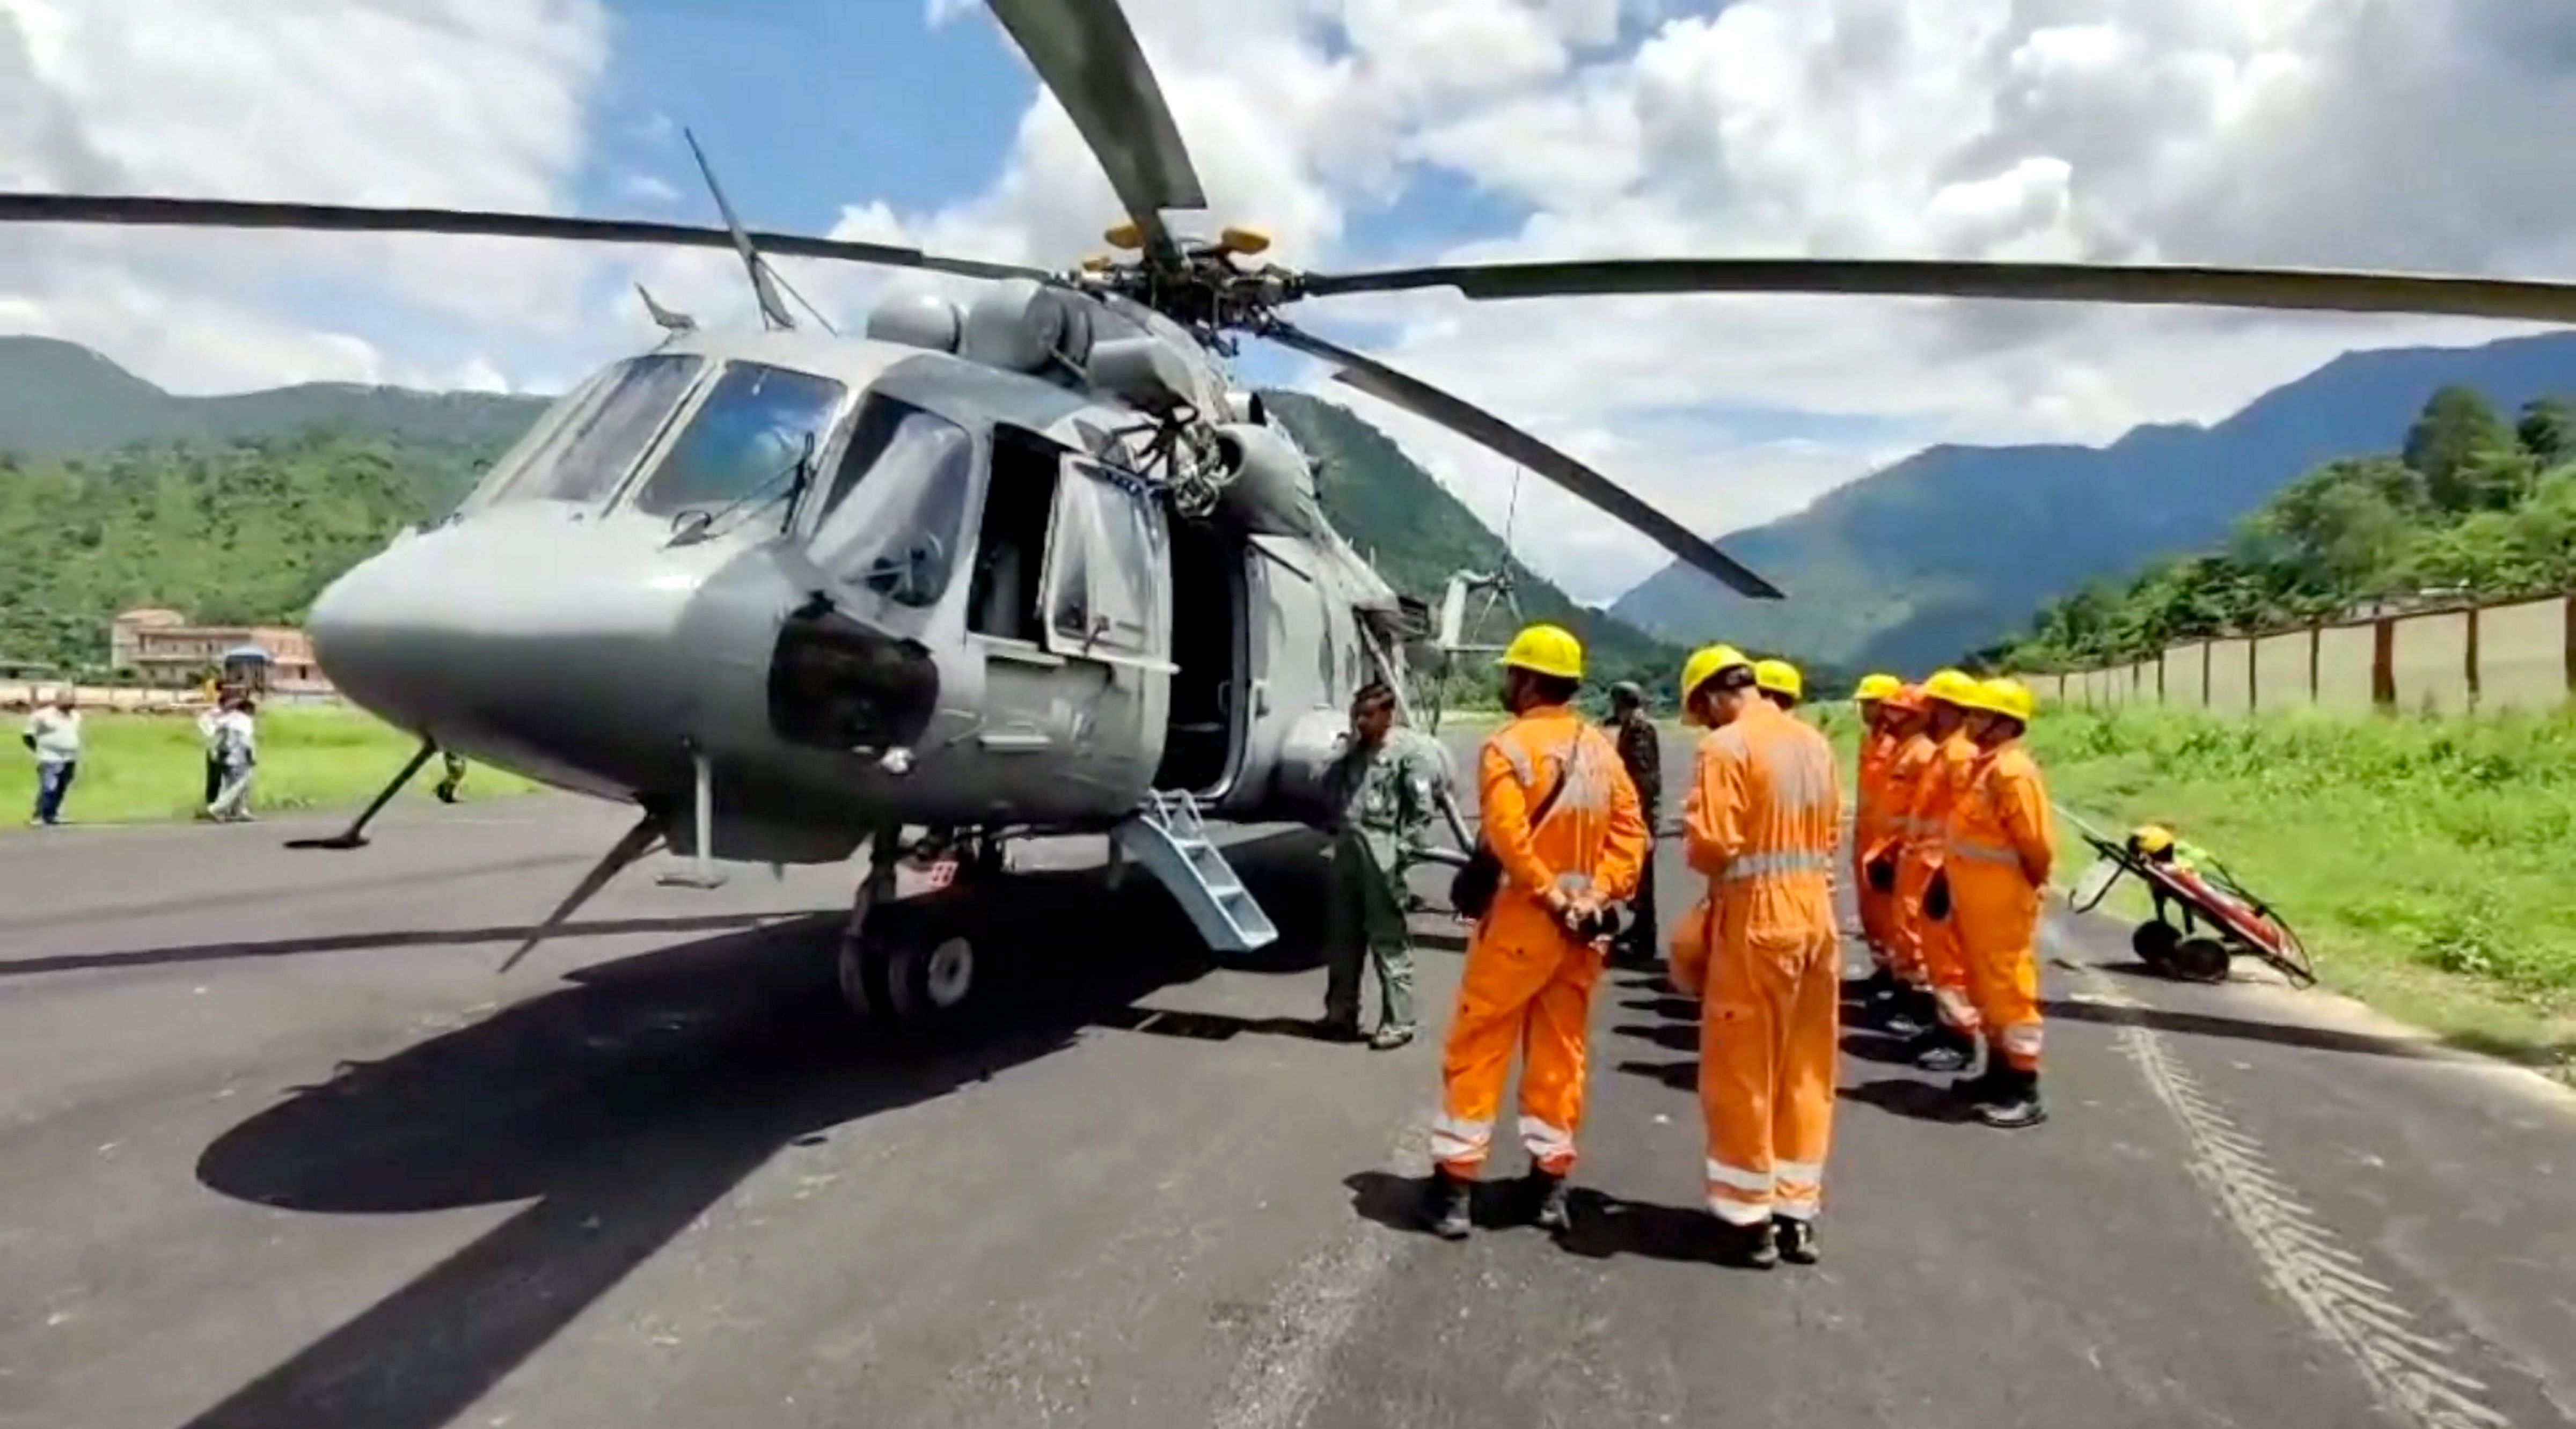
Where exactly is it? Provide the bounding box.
[11,0,2576,609]
[1,0,612,392]
[617,172,683,205]
[822,0,2576,603]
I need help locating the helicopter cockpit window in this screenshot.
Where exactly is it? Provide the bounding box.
[483,353,704,506]
[807,396,975,610]
[627,362,846,521]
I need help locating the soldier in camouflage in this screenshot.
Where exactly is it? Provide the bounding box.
[1319,680,1437,1049]
[1606,680,1663,968]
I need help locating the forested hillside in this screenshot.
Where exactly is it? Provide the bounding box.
[0,433,501,669]
[1611,330,2576,673]
[0,336,545,456]
[1996,387,2576,669]
[1263,390,1694,699]
[0,340,1693,692]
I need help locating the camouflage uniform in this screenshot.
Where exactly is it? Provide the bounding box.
[1608,706,1663,964]
[1320,727,1439,1036]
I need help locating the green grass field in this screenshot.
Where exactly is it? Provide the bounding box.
[3,707,537,828]
[2016,705,2576,1072]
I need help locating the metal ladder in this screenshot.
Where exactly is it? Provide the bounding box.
[1113,790,1280,954]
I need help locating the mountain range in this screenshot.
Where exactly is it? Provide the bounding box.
[0,337,1683,684]
[1609,329,2576,671]
[0,336,546,455]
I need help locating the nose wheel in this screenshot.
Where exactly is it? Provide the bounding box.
[837,830,984,1030]
[838,912,981,1027]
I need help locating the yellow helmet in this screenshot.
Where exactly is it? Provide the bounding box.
[1754,658,1803,701]
[1922,668,1980,707]
[2132,824,2176,857]
[1963,676,2036,724]
[1678,644,1753,722]
[1853,672,1901,703]
[1497,623,1585,681]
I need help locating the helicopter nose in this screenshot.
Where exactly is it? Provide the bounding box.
[310,506,748,798]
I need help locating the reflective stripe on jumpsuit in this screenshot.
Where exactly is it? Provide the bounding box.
[1436,707,1647,1179]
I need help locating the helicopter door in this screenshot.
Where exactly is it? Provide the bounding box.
[1031,456,1174,795]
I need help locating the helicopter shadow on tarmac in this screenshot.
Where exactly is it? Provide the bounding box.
[176,829,1332,1429]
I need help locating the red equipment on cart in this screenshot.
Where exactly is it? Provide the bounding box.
[2066,822,2316,987]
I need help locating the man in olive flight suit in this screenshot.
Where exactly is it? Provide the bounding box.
[1321,680,1438,1050]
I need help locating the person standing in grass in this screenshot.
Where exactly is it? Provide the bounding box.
[196,693,228,813]
[207,696,259,823]
[23,688,82,827]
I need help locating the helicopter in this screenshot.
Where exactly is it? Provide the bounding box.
[12,0,2576,1029]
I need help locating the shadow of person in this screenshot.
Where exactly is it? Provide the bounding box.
[1616,1057,1697,1093]
[179,830,1328,1429]
[1838,1027,1934,1067]
[1618,994,1700,1021]
[1839,1076,1980,1124]
[1552,1190,1748,1267]
[1612,1021,1700,1052]
[1343,1169,1544,1236]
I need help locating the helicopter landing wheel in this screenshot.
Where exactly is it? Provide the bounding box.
[838,899,980,1030]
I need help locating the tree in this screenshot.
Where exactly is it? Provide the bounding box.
[2518,397,2572,465]
[2403,386,2513,512]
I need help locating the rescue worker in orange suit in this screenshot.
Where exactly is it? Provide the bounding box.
[1896,669,1985,1069]
[1752,658,1804,713]
[1671,644,1843,1268]
[1859,684,1936,1036]
[1847,673,1905,1000]
[1424,624,1648,1241]
[1944,677,2054,1127]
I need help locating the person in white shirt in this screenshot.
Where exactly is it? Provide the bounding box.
[23,689,82,827]
[196,696,226,811]
[208,697,259,823]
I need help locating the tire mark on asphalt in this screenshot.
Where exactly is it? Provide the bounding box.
[2058,937,2514,1429]
[1210,1126,1416,1429]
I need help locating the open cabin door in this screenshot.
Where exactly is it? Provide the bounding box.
[1030,454,1173,800]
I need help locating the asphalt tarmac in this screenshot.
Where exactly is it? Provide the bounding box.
[2,731,2572,1429]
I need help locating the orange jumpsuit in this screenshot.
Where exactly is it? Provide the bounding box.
[1680,699,1843,1227]
[1852,726,1900,965]
[1946,741,2055,1072]
[1433,705,1646,1181]
[1867,733,1936,987]
[1897,731,1981,1035]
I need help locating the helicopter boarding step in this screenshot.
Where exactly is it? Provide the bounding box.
[1112,790,1280,955]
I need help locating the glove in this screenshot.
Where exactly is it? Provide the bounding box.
[1865,855,1897,893]
[1925,869,1952,921]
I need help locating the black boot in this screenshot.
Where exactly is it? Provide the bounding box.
[1424,1170,1474,1239]
[1882,986,1930,1036]
[1914,1023,1975,1073]
[1531,1169,1573,1231]
[1951,1044,2009,1105]
[1774,1215,1819,1265]
[1716,1217,1779,1269]
[1978,1067,2048,1129]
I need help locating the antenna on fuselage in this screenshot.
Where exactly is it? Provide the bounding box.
[683,127,795,332]
[635,283,697,334]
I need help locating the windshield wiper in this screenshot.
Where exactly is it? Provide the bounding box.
[665,432,819,547]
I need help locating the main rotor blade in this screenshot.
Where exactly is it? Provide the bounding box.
[0,193,1046,283]
[985,0,1204,261]
[1296,257,2576,324]
[1261,320,1783,600]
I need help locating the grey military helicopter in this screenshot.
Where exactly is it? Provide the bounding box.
[12,0,2576,1028]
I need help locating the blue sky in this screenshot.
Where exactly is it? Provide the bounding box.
[12,0,2560,600]
[576,2,1033,232]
